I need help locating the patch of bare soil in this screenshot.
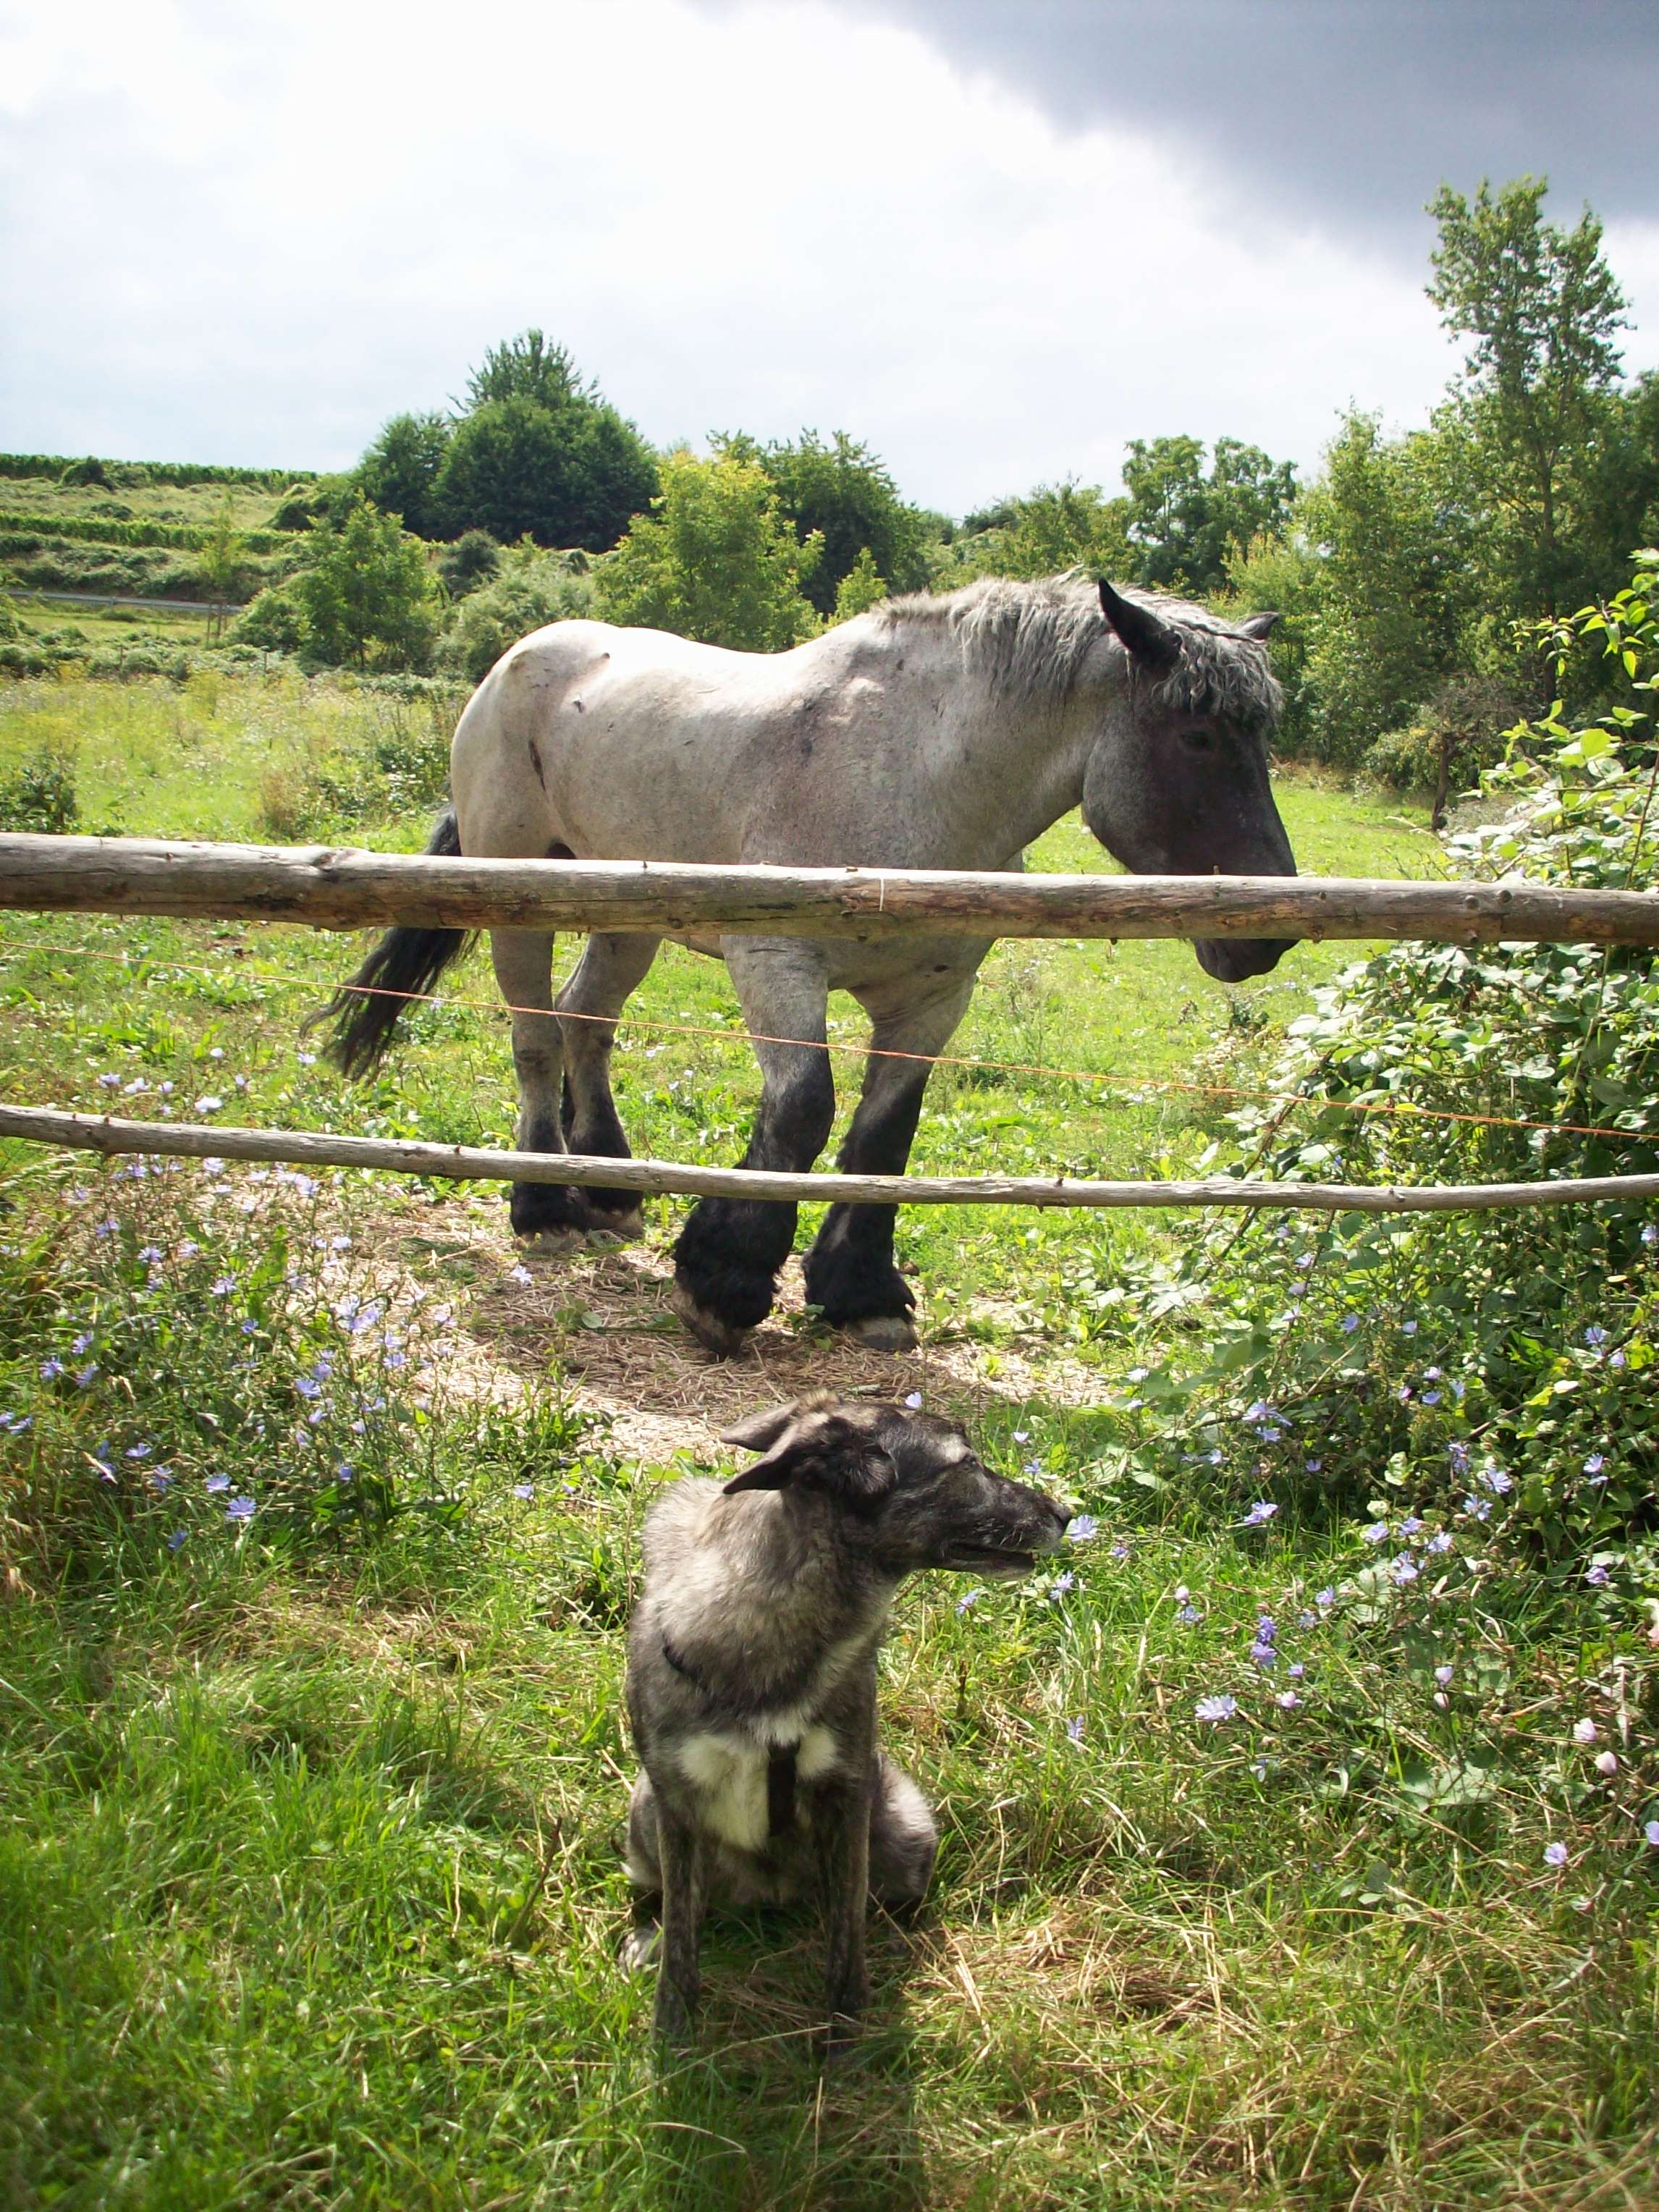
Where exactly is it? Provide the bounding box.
[353,1189,1109,1462]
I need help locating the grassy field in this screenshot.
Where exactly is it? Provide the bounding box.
[2,672,1655,2210]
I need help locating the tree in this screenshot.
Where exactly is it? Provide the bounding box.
[1123,435,1297,593]
[1286,410,1485,764]
[433,395,657,550]
[831,546,888,622]
[293,497,438,671]
[740,429,929,615]
[354,411,451,538]
[463,328,586,415]
[950,480,1131,583]
[198,492,242,642]
[594,449,822,651]
[1427,177,1627,618]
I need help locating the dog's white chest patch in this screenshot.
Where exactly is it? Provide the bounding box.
[675,1731,769,1852]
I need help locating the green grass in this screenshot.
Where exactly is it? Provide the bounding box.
[2,670,1655,2209]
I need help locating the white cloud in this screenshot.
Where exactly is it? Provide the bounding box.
[1,0,1484,507]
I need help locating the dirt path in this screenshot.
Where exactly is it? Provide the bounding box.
[355,1189,1109,1461]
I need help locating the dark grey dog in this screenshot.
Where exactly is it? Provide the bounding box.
[622,1391,1068,2052]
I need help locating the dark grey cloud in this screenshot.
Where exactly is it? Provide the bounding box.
[828,0,1659,258]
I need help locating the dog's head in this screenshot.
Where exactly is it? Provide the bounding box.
[722,1393,1070,1582]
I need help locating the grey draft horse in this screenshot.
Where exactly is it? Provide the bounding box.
[312,573,1295,1356]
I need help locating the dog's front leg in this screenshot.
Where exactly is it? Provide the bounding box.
[653,1803,706,2047]
[816,1766,873,2059]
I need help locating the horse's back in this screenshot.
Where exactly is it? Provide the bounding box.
[450,617,899,867]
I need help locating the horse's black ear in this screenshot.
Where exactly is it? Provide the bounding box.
[723,1406,896,1506]
[1099,580,1180,671]
[1238,610,1282,641]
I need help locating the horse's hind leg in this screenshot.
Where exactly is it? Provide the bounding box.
[556,932,660,1238]
[491,927,596,1247]
[803,967,976,1351]
[671,938,834,1356]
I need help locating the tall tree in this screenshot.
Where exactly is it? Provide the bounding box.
[1123,436,1297,594]
[354,412,451,538]
[1427,177,1626,617]
[742,430,929,615]
[462,329,587,415]
[432,396,657,551]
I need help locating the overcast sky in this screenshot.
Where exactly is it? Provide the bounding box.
[2,0,1655,515]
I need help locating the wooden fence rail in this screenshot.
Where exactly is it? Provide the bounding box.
[5,832,1659,946]
[4,1105,1658,1215]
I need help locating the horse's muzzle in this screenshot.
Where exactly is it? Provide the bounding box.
[1195,937,1294,984]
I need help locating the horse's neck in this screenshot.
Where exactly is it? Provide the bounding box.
[900,639,1093,862]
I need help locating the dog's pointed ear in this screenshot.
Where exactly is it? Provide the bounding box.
[719,1401,800,1454]
[722,1406,896,1506]
[1099,578,1180,672]
[1238,609,1282,640]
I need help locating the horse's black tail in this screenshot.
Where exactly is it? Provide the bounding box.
[303,806,475,1079]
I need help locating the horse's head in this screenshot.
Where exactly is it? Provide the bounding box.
[1081,580,1296,983]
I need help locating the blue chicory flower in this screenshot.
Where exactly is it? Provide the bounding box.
[1240,1501,1278,1528]
[1195,1694,1237,1723]
[166,1529,187,1551]
[225,1496,256,1521]
[1544,1841,1568,1867]
[1065,1514,1099,1543]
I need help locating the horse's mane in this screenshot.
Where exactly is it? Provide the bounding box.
[874,571,1280,733]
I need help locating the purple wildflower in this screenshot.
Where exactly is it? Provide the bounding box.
[512,1482,534,1501]
[1584,1453,1606,1476]
[1544,1841,1569,1867]
[166,1529,187,1551]
[903,1390,923,1410]
[1240,1500,1278,1528]
[1065,1514,1100,1543]
[1574,1718,1597,1745]
[204,1473,231,1495]
[1585,1563,1611,1587]
[1584,1325,1607,1347]
[1277,1689,1303,1710]
[225,1496,256,1521]
[1049,1571,1076,1601]
[1362,1521,1389,1545]
[955,1587,984,1615]
[1195,1694,1237,1723]
[1065,1716,1084,1744]
[39,1357,64,1380]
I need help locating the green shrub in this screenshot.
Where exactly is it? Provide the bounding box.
[437,544,592,681]
[437,528,502,599]
[58,456,110,489]
[1098,557,1659,1628]
[0,746,78,833]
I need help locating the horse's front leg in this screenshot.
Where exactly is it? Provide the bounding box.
[803,966,979,1351]
[670,939,834,1356]
[557,931,662,1238]
[491,927,601,1249]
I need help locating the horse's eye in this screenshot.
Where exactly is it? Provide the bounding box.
[1181,727,1216,753]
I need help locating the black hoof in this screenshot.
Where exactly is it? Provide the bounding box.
[803,1247,916,1333]
[509,1179,599,1239]
[838,1313,919,1353]
[670,1278,751,1358]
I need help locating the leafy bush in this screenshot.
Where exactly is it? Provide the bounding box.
[436,544,592,682]
[437,529,502,599]
[232,582,305,654]
[0,746,77,832]
[594,449,820,651]
[58,456,111,489]
[1073,558,1659,1639]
